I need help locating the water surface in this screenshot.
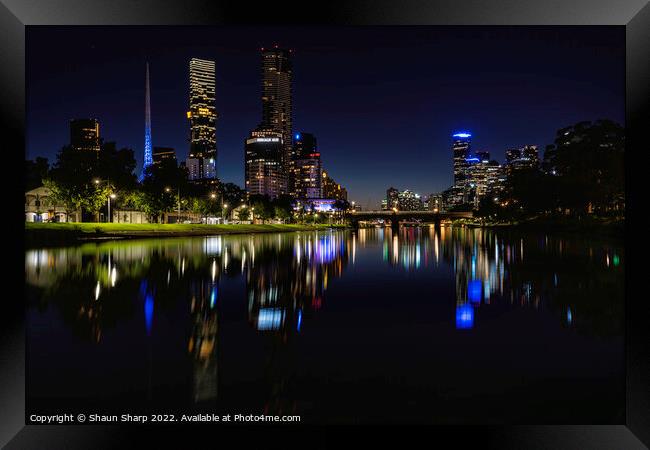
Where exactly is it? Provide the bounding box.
[26,226,624,423]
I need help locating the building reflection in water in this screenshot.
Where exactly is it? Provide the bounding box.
[359,224,623,333]
[25,226,623,410]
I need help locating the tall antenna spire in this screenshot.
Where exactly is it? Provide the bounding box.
[142,62,153,179]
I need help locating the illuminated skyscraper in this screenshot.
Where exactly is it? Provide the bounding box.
[260,47,293,192]
[141,63,153,180]
[187,58,217,181]
[244,128,285,198]
[505,145,540,176]
[452,132,472,187]
[292,133,322,199]
[449,132,472,206]
[70,118,100,152]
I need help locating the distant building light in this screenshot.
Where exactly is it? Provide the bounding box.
[453,132,472,138]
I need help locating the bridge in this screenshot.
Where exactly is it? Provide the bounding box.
[349,210,473,230]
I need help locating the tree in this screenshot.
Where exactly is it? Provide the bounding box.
[45,142,137,221]
[272,194,294,220]
[238,207,251,221]
[26,157,49,191]
[544,120,624,215]
[502,167,556,216]
[249,194,274,223]
[220,182,246,208]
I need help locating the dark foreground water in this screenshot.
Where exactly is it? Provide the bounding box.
[26,226,624,424]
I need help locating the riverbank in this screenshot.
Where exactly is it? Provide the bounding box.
[25,222,348,248]
[451,215,624,240]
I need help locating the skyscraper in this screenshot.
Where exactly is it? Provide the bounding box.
[70,119,100,152]
[292,132,322,199]
[449,132,472,206]
[452,132,472,187]
[187,58,217,181]
[260,47,293,192]
[244,128,285,198]
[142,62,153,179]
[505,145,540,175]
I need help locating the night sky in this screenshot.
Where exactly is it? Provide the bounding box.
[27,26,624,209]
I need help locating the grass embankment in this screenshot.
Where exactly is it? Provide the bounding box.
[451,215,624,239]
[25,222,348,247]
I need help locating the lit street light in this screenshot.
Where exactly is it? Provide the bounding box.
[108,193,116,223]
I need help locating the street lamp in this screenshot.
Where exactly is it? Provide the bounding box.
[108,193,116,223]
[165,186,181,223]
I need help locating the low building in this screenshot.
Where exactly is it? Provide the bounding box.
[111,209,149,224]
[25,186,77,222]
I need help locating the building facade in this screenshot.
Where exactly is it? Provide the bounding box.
[292,132,322,199]
[70,119,100,152]
[260,47,293,189]
[321,170,348,201]
[187,58,217,181]
[152,146,176,166]
[397,189,423,211]
[385,187,399,210]
[293,157,322,199]
[505,145,539,175]
[244,128,285,198]
[426,193,443,212]
[25,186,76,222]
[448,132,473,207]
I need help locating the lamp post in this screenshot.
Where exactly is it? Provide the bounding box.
[93,178,115,223]
[165,186,182,223]
[108,193,116,223]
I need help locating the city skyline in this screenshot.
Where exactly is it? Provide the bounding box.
[26,26,624,208]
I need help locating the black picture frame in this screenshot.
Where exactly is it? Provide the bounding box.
[2,0,647,448]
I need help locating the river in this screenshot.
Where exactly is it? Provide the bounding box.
[25,226,624,423]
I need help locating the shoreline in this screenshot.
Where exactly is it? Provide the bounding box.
[25,223,349,248]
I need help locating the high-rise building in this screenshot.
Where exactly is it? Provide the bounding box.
[293,132,316,160]
[152,147,177,166]
[70,119,100,152]
[505,148,521,164]
[452,132,472,188]
[244,128,285,198]
[260,47,293,188]
[449,132,473,207]
[397,190,423,211]
[142,62,153,177]
[505,145,539,175]
[187,58,217,181]
[292,132,321,199]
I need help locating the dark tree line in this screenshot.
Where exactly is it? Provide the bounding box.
[479,120,624,220]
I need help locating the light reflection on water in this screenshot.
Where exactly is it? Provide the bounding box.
[25,226,624,421]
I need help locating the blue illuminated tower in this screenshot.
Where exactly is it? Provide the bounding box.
[141,62,153,180]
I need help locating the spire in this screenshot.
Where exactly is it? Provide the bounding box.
[141,62,153,180]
